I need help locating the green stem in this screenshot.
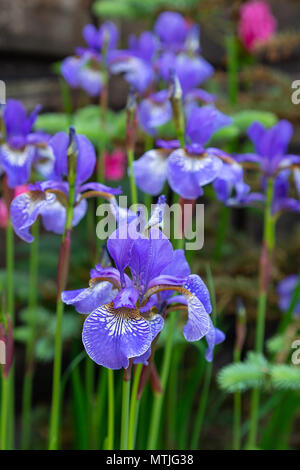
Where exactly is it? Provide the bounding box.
[190,362,212,449]
[226,35,238,106]
[248,178,275,449]
[120,379,130,450]
[127,148,138,207]
[93,369,107,449]
[147,312,176,450]
[48,298,65,450]
[85,357,94,448]
[49,133,77,450]
[107,369,114,450]
[128,363,143,450]
[5,218,14,449]
[0,376,9,450]
[233,348,242,450]
[190,265,216,449]
[21,220,39,449]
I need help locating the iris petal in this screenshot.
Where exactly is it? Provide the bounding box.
[10,190,55,242]
[133,149,168,196]
[82,303,152,369]
[62,281,116,314]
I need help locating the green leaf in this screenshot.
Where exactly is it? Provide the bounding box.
[211,124,240,143]
[233,110,277,133]
[35,113,69,134]
[93,0,136,18]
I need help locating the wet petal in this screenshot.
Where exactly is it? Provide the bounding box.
[184,274,212,314]
[133,149,168,196]
[82,304,152,369]
[205,326,226,362]
[183,295,212,342]
[133,314,164,365]
[62,280,116,314]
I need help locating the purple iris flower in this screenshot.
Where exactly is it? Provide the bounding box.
[10,130,121,242]
[0,100,53,188]
[62,197,223,369]
[133,106,232,199]
[61,22,118,97]
[236,120,300,177]
[154,11,189,52]
[138,90,172,136]
[277,275,300,315]
[213,162,265,206]
[109,31,157,94]
[271,170,300,214]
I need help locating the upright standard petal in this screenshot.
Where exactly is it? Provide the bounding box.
[154,11,188,49]
[82,304,152,369]
[186,106,232,146]
[50,131,96,184]
[129,228,174,295]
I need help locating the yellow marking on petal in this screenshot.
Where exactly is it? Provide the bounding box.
[89,276,121,290]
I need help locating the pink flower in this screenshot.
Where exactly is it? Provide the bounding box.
[104,149,126,181]
[0,199,8,228]
[0,185,28,228]
[238,1,277,52]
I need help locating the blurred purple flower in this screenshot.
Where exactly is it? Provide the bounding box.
[138,90,172,136]
[62,196,223,369]
[154,11,189,52]
[133,106,232,199]
[213,162,264,206]
[61,22,118,96]
[277,275,300,315]
[235,121,300,211]
[237,121,300,177]
[109,31,157,94]
[10,131,121,242]
[0,100,53,188]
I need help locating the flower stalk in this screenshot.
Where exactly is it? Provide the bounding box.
[21,220,40,450]
[248,177,275,448]
[126,88,138,207]
[49,128,78,450]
